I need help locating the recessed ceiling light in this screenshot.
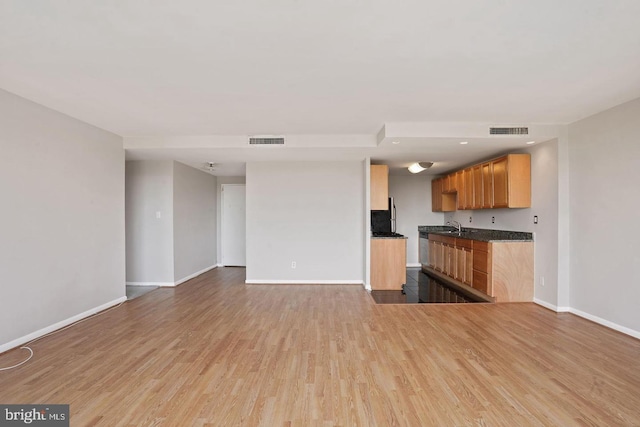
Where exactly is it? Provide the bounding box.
[460,141,468,145]
[526,141,536,145]
[392,140,400,145]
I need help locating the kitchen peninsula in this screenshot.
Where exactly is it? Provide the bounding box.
[418,226,534,302]
[371,233,407,290]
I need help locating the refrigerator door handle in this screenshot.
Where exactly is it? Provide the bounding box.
[391,204,397,233]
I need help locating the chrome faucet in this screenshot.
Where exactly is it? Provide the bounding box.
[446,220,462,233]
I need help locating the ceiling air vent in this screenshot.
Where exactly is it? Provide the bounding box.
[489,127,529,135]
[248,136,285,145]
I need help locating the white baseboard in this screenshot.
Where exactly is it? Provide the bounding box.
[569,308,640,340]
[245,279,364,285]
[126,281,174,287]
[126,264,218,288]
[533,299,639,339]
[406,263,422,268]
[0,296,127,354]
[174,264,217,286]
[533,298,570,312]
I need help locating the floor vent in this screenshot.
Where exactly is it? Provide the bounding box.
[489,127,529,135]
[248,136,285,145]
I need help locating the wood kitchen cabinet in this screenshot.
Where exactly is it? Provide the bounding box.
[431,178,456,212]
[454,238,473,286]
[472,240,492,294]
[471,164,482,210]
[431,152,531,212]
[370,165,389,210]
[481,162,493,208]
[371,238,407,290]
[425,234,533,302]
[443,173,456,193]
[456,170,465,210]
[491,154,531,208]
[463,168,474,210]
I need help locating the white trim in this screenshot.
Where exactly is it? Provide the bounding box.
[534,298,570,312]
[174,264,217,286]
[126,282,166,287]
[245,279,364,285]
[533,300,639,338]
[568,308,640,340]
[406,263,422,268]
[126,281,174,287]
[0,296,127,354]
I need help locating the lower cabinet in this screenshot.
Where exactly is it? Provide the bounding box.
[371,238,407,290]
[426,235,533,302]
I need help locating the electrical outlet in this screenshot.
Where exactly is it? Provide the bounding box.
[540,276,545,287]
[491,216,495,224]
[469,216,472,223]
[156,211,162,219]
[534,215,538,224]
[291,261,296,269]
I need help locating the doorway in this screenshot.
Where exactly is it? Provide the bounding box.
[221,184,246,266]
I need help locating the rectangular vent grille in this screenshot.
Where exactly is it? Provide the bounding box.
[490,127,529,135]
[248,137,285,145]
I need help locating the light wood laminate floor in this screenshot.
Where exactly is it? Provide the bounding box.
[1,267,639,426]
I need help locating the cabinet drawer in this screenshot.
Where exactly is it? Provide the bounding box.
[473,240,489,252]
[429,234,456,245]
[455,238,472,250]
[472,270,489,294]
[473,249,489,272]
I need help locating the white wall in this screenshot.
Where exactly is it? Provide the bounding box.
[0,89,125,350]
[125,160,175,284]
[568,97,640,334]
[444,140,559,307]
[246,161,364,283]
[216,176,246,266]
[389,175,445,266]
[173,161,217,282]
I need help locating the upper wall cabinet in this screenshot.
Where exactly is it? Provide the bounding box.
[491,154,531,208]
[431,153,531,212]
[432,178,456,212]
[370,165,389,210]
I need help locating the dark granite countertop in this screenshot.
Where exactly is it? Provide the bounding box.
[418,225,533,242]
[371,235,408,239]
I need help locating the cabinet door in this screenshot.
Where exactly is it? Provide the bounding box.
[492,157,509,208]
[456,170,465,210]
[433,241,442,271]
[428,239,436,268]
[431,178,442,212]
[446,244,456,278]
[370,165,389,210]
[472,164,482,209]
[463,248,473,286]
[464,168,474,209]
[481,162,493,209]
[449,173,458,192]
[455,246,465,282]
[442,175,451,193]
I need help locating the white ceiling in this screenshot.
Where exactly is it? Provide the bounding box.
[2,1,640,175]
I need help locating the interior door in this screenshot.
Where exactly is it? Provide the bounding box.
[221,184,246,266]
